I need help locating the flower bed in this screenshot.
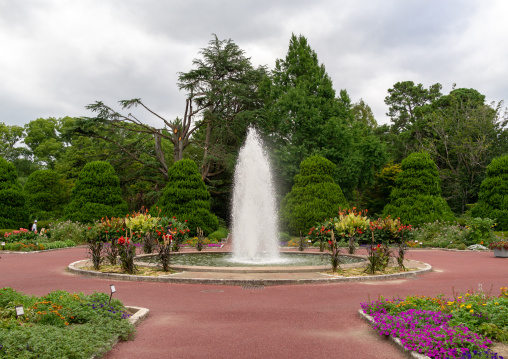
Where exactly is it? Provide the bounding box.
[0,288,135,358]
[361,287,508,358]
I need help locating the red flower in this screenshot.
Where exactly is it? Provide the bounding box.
[328,241,332,245]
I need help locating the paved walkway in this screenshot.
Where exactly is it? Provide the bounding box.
[2,247,507,358]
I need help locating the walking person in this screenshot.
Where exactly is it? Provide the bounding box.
[32,220,37,233]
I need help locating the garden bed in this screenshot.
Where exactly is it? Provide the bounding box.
[360,287,508,358]
[0,288,146,359]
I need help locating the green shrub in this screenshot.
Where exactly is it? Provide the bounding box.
[64,161,128,223]
[464,217,496,244]
[153,159,219,236]
[382,152,455,226]
[24,169,68,220]
[471,155,508,230]
[49,220,87,243]
[208,227,229,241]
[279,232,291,243]
[0,157,29,229]
[280,155,348,235]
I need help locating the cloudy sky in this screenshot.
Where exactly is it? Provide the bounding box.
[1,0,507,128]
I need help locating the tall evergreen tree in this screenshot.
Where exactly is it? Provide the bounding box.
[280,155,348,235]
[153,159,219,236]
[471,155,508,230]
[382,152,455,226]
[0,157,29,229]
[24,169,69,220]
[260,34,386,198]
[64,161,128,223]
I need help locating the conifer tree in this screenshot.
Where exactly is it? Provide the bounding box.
[0,157,29,229]
[382,152,455,225]
[280,155,348,235]
[64,161,128,223]
[154,159,218,236]
[24,169,68,220]
[471,155,508,230]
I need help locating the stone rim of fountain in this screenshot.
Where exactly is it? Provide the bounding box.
[134,251,367,273]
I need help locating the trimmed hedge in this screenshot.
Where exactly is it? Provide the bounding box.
[64,161,128,223]
[153,159,219,236]
[0,157,29,229]
[24,169,68,220]
[280,155,348,235]
[471,155,508,230]
[383,152,455,226]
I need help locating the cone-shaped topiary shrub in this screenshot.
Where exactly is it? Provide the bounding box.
[24,169,68,220]
[64,161,128,223]
[153,159,219,236]
[280,155,348,235]
[471,154,508,230]
[382,152,455,226]
[0,157,29,229]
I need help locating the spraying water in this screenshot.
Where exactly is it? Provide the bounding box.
[231,127,281,263]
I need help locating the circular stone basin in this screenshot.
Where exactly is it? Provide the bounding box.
[136,252,366,273]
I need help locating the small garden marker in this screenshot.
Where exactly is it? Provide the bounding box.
[15,305,24,318]
[109,284,116,304]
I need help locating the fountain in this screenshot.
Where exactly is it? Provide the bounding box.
[230,127,281,264]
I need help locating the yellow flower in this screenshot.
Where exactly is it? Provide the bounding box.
[447,301,454,306]
[483,304,487,306]
[466,305,472,309]
[495,302,499,305]
[460,304,465,308]
[458,296,462,299]
[470,309,474,313]
[466,293,470,296]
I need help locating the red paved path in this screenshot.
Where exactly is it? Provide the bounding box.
[2,248,507,358]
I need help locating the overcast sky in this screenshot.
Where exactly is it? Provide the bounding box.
[1,0,507,128]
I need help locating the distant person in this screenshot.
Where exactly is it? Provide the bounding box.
[32,220,37,233]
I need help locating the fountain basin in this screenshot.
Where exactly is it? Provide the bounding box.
[135,251,366,273]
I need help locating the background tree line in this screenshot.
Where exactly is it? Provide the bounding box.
[2,33,507,225]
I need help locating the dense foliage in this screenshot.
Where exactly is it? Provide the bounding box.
[383,152,455,226]
[64,161,128,223]
[471,155,508,230]
[280,155,348,235]
[154,159,219,236]
[24,169,68,220]
[0,157,29,229]
[1,34,507,230]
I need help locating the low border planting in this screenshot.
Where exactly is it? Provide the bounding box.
[361,286,508,358]
[0,288,135,358]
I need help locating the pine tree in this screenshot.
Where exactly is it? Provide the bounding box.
[64,161,128,223]
[382,152,455,225]
[280,155,348,235]
[0,157,29,229]
[471,155,508,230]
[154,159,218,236]
[24,169,68,220]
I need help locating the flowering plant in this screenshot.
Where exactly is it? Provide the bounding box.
[3,228,43,243]
[489,241,508,250]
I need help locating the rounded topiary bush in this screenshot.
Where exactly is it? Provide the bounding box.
[0,157,29,229]
[471,155,508,230]
[280,155,348,235]
[153,159,219,236]
[24,169,68,220]
[64,161,128,223]
[382,152,455,226]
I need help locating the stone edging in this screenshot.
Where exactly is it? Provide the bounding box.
[0,246,77,254]
[68,259,432,286]
[90,305,149,359]
[358,309,430,359]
